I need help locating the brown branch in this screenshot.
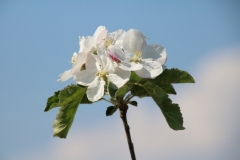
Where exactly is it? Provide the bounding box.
[119,98,136,160]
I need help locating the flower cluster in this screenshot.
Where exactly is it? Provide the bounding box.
[57,26,167,102]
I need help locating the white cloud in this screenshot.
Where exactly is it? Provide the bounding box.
[12,46,240,160]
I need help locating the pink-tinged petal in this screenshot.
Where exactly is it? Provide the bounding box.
[87,78,105,102]
[74,69,97,86]
[119,61,143,71]
[142,44,167,65]
[107,45,126,61]
[98,48,115,73]
[109,54,121,63]
[108,67,130,88]
[57,69,73,82]
[135,60,163,79]
[122,29,146,53]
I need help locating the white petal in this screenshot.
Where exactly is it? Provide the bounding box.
[108,29,126,46]
[135,60,163,79]
[142,44,167,65]
[108,67,130,88]
[93,26,108,47]
[74,69,97,86]
[85,53,98,70]
[122,29,146,53]
[82,36,96,54]
[99,49,115,73]
[79,36,85,53]
[71,52,86,75]
[107,45,126,61]
[119,61,143,71]
[93,26,106,38]
[57,69,73,82]
[87,77,105,102]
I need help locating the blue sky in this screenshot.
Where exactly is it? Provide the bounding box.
[1,1,240,160]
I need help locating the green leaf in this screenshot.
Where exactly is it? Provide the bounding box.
[44,91,60,112]
[153,68,195,84]
[131,85,149,98]
[52,84,86,138]
[129,101,138,107]
[80,93,93,104]
[108,82,118,99]
[161,84,177,95]
[58,84,86,106]
[142,81,185,130]
[106,106,118,116]
[128,71,142,83]
[115,85,128,97]
[53,100,80,138]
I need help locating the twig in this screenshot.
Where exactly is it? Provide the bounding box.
[119,97,136,160]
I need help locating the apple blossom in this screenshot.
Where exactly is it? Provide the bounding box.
[57,52,86,82]
[107,29,167,79]
[80,26,108,55]
[74,49,130,102]
[106,29,126,48]
[47,26,195,160]
[57,26,108,82]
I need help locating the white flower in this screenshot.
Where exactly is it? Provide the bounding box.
[106,29,126,48]
[57,52,86,82]
[74,49,130,102]
[57,26,108,82]
[80,26,108,54]
[107,29,167,79]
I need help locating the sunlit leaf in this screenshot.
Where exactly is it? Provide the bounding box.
[128,71,142,83]
[115,85,128,97]
[153,68,195,84]
[46,85,87,138]
[44,91,60,112]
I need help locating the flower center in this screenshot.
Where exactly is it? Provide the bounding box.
[97,70,108,79]
[105,39,112,48]
[130,50,142,63]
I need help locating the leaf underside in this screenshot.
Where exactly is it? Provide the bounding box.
[143,82,185,130]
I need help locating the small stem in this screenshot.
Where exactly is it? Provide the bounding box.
[101,98,114,104]
[125,94,135,103]
[119,97,136,160]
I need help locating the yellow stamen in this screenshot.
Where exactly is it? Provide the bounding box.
[130,50,142,63]
[97,70,108,79]
[105,39,112,48]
